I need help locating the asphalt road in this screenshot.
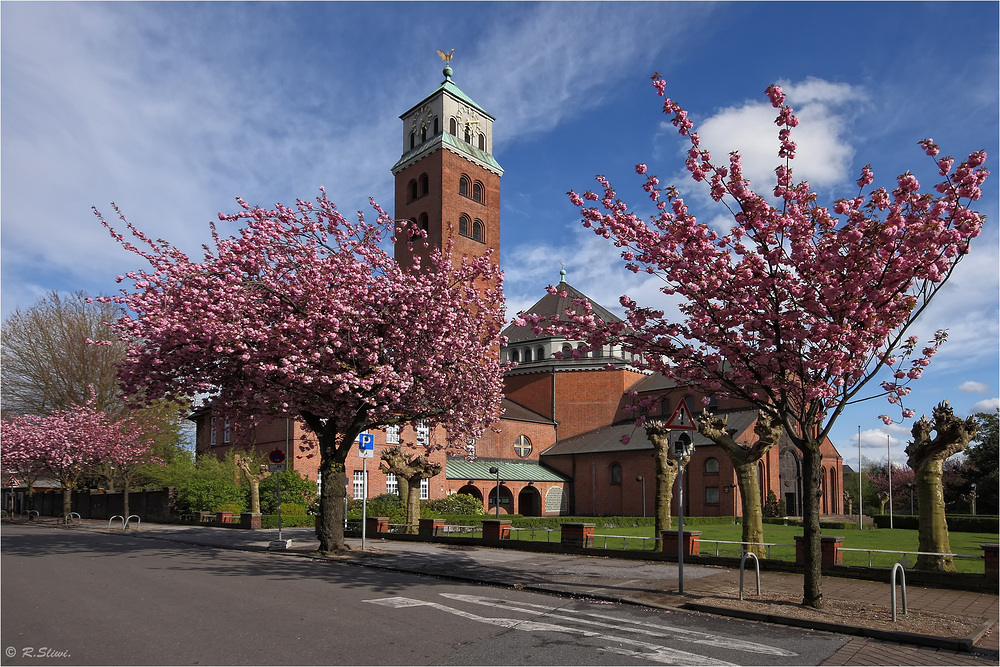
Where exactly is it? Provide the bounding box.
[1,525,850,665]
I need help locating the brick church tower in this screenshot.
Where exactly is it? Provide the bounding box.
[391,61,502,270]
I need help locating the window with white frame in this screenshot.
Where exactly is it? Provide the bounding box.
[420,477,429,500]
[386,473,399,496]
[353,471,365,500]
[223,420,231,444]
[386,425,400,444]
[210,417,217,446]
[416,421,430,447]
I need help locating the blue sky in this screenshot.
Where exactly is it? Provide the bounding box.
[2,1,997,466]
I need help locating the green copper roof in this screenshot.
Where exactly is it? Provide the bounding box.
[391,131,503,176]
[446,458,569,483]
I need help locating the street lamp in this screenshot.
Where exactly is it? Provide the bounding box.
[905,483,915,516]
[636,476,645,517]
[489,466,500,518]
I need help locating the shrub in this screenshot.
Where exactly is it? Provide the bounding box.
[172,455,244,515]
[261,514,314,529]
[347,493,405,524]
[256,470,317,515]
[279,502,306,516]
[423,493,486,517]
[214,502,244,514]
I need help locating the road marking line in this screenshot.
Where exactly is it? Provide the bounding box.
[365,596,735,666]
[439,592,797,657]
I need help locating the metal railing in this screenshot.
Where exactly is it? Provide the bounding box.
[699,539,793,559]
[840,547,982,568]
[509,527,557,542]
[592,533,659,550]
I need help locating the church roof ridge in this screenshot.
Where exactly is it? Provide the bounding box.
[503,278,622,343]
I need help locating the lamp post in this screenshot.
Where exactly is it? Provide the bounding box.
[489,466,500,518]
[906,482,915,516]
[636,476,645,517]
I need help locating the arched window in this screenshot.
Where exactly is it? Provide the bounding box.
[705,457,719,474]
[472,181,484,203]
[523,348,532,362]
[419,173,429,197]
[576,343,587,359]
[472,219,484,242]
[464,125,472,143]
[434,118,439,135]
[459,175,470,197]
[420,126,427,142]
[561,343,573,358]
[409,132,415,149]
[459,214,471,238]
[449,118,458,135]
[610,463,622,485]
[418,212,429,232]
[510,349,520,362]
[514,435,532,458]
[537,346,545,360]
[478,133,486,151]
[407,180,418,202]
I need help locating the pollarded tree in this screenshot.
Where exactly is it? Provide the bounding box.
[905,401,978,571]
[94,190,507,552]
[379,444,441,534]
[644,421,688,539]
[521,76,988,608]
[698,411,784,558]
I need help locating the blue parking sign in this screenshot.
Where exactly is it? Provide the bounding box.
[358,433,374,458]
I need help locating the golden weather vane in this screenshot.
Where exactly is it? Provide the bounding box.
[437,49,455,64]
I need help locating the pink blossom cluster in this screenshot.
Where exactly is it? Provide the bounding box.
[1,399,157,489]
[527,76,988,439]
[92,189,508,457]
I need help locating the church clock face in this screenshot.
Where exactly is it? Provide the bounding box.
[411,105,434,132]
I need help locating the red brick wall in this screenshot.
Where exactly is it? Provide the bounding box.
[552,368,647,440]
[504,374,555,420]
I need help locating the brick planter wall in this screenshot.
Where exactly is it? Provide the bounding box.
[661,530,701,556]
[482,519,511,541]
[795,535,843,566]
[419,518,445,537]
[561,522,594,548]
[240,513,262,530]
[366,516,390,534]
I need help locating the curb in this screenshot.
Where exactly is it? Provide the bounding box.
[682,601,994,653]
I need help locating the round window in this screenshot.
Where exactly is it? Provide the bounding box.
[514,435,532,458]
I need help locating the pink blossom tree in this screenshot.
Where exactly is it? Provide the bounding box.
[94,190,507,552]
[4,403,112,517]
[522,75,987,608]
[102,415,161,520]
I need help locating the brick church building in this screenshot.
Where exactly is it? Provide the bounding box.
[192,63,844,519]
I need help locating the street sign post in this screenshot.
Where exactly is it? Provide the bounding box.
[358,433,374,549]
[267,449,289,549]
[663,404,697,595]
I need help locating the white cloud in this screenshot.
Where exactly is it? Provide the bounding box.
[970,398,1000,414]
[677,78,866,199]
[960,381,992,394]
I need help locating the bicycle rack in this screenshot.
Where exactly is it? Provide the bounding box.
[125,515,140,530]
[109,515,125,530]
[25,510,39,520]
[64,512,81,524]
[890,562,908,621]
[739,551,761,601]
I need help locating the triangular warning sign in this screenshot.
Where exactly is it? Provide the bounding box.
[6,476,21,487]
[664,402,698,430]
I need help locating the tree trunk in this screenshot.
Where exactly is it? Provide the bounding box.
[61,484,73,519]
[905,401,976,572]
[318,453,347,552]
[800,442,824,608]
[733,461,764,557]
[404,476,422,534]
[380,444,441,534]
[646,423,682,544]
[123,481,131,519]
[249,481,261,514]
[697,411,781,559]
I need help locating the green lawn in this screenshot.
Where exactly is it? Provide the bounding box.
[506,523,998,574]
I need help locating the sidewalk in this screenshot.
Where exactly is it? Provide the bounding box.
[12,519,1000,665]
